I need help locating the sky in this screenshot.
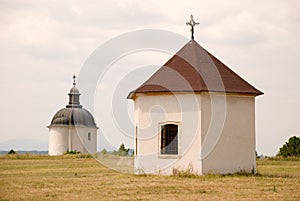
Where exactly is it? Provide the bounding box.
[0,0,299,156]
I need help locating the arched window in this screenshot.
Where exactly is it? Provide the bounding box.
[160,124,178,155]
[88,132,91,141]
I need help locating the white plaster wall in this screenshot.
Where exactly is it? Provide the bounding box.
[201,93,256,174]
[134,93,202,175]
[48,127,68,155]
[133,92,257,175]
[71,127,97,154]
[49,126,97,155]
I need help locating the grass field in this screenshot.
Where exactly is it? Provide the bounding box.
[0,154,299,201]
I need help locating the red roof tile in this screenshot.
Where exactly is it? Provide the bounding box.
[128,40,263,99]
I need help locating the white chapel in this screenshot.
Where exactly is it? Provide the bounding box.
[48,76,98,155]
[127,16,263,175]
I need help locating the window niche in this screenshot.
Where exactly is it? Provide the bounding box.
[160,123,179,155]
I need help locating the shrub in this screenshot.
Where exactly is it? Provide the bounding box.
[64,150,80,155]
[7,149,16,155]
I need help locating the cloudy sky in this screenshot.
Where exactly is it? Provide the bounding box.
[0,0,299,156]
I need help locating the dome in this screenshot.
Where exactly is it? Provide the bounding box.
[50,107,97,128]
[70,86,80,94]
[48,75,98,128]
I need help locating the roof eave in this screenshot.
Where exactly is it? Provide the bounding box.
[127,91,136,99]
[47,124,99,129]
[127,90,264,97]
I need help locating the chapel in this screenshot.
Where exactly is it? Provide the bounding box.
[127,16,263,175]
[48,76,98,155]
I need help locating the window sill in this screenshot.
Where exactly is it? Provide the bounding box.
[158,154,182,159]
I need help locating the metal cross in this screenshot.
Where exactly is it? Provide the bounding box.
[73,75,76,86]
[186,15,199,40]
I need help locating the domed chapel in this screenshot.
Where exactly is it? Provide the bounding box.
[48,75,98,155]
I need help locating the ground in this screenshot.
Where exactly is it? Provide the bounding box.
[0,154,299,201]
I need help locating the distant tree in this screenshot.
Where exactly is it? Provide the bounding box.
[118,143,126,152]
[118,143,129,156]
[277,136,300,157]
[100,148,107,154]
[7,149,16,154]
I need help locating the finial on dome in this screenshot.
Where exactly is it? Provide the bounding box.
[68,74,81,108]
[186,14,199,40]
[73,75,76,86]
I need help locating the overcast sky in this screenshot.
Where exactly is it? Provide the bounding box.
[0,0,299,156]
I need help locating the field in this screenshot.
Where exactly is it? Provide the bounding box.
[0,154,299,201]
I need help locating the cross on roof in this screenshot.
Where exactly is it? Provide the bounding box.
[73,75,76,86]
[186,15,199,40]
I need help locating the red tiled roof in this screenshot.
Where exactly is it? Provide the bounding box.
[128,40,263,99]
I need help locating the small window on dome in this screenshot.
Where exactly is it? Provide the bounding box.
[88,132,91,141]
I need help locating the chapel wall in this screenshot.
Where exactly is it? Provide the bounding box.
[201,93,256,174]
[134,93,202,175]
[48,127,69,155]
[71,127,97,154]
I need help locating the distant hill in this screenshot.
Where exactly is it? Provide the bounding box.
[0,138,47,151]
[0,150,48,155]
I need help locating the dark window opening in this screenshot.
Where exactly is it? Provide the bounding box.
[161,124,178,155]
[135,125,138,156]
[88,132,91,141]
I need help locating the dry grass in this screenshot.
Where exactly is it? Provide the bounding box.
[0,154,299,201]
